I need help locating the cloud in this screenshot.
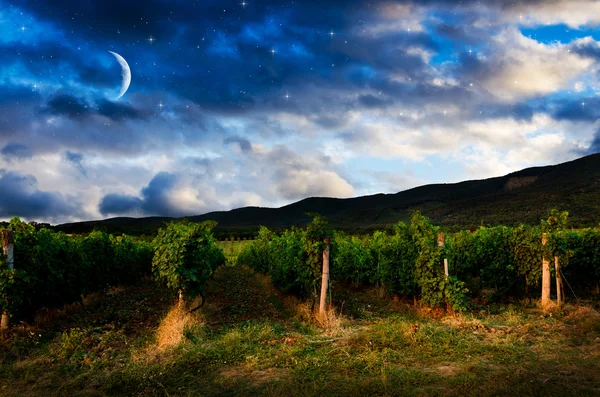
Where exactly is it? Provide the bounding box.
[358,94,393,108]
[1,144,33,161]
[42,94,90,119]
[0,170,81,220]
[507,1,600,28]
[458,29,594,101]
[99,172,220,217]
[264,146,354,200]
[581,128,600,155]
[98,194,143,215]
[224,136,253,153]
[2,0,600,224]
[97,100,143,121]
[65,151,87,176]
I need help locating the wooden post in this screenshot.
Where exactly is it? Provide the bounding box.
[541,233,551,308]
[319,237,330,317]
[178,289,184,309]
[1,230,14,330]
[437,234,448,279]
[555,256,563,306]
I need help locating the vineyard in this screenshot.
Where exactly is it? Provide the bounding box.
[1,211,600,396]
[237,210,600,311]
[0,217,224,325]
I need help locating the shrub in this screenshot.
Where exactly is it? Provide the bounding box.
[0,217,152,321]
[152,221,225,300]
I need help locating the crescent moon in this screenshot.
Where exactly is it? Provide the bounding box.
[108,51,131,100]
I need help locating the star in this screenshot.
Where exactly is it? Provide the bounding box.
[581,101,586,106]
[271,48,276,55]
[148,36,155,44]
[284,92,290,100]
[158,102,165,109]
[20,25,26,32]
[329,30,335,37]
[241,1,247,7]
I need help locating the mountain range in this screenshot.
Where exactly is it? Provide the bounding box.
[56,153,600,236]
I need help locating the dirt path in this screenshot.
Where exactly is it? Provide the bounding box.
[202,265,290,329]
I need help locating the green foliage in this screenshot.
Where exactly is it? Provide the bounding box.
[560,228,600,291]
[332,232,375,285]
[542,209,569,233]
[238,209,600,310]
[447,226,518,297]
[268,228,308,295]
[152,221,225,298]
[0,217,152,320]
[410,211,470,310]
[373,225,418,296]
[236,227,273,274]
[238,215,334,299]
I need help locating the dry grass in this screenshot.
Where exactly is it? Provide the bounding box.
[33,301,83,328]
[316,306,345,332]
[249,266,347,332]
[564,305,600,322]
[156,305,199,350]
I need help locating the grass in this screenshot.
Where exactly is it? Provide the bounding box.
[216,239,254,262]
[1,264,600,396]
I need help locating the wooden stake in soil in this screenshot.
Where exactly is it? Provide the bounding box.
[1,229,14,330]
[437,234,449,279]
[541,233,551,308]
[319,237,330,317]
[555,256,563,306]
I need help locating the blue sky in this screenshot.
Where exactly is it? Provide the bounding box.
[1,0,600,223]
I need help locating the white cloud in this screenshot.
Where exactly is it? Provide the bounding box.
[480,29,593,101]
[275,168,354,199]
[508,1,600,28]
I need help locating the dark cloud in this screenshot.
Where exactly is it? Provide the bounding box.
[0,171,80,219]
[99,194,142,215]
[224,136,252,153]
[99,172,190,217]
[40,94,142,124]
[42,94,90,119]
[65,151,87,176]
[97,100,143,121]
[586,129,600,154]
[358,94,393,109]
[572,40,600,60]
[139,172,180,216]
[435,24,476,43]
[1,143,33,160]
[473,102,536,121]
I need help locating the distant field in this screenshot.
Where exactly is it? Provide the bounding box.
[217,239,254,260]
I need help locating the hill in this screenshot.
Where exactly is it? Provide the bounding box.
[56,153,600,235]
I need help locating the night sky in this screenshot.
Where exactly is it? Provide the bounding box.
[1,0,600,223]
